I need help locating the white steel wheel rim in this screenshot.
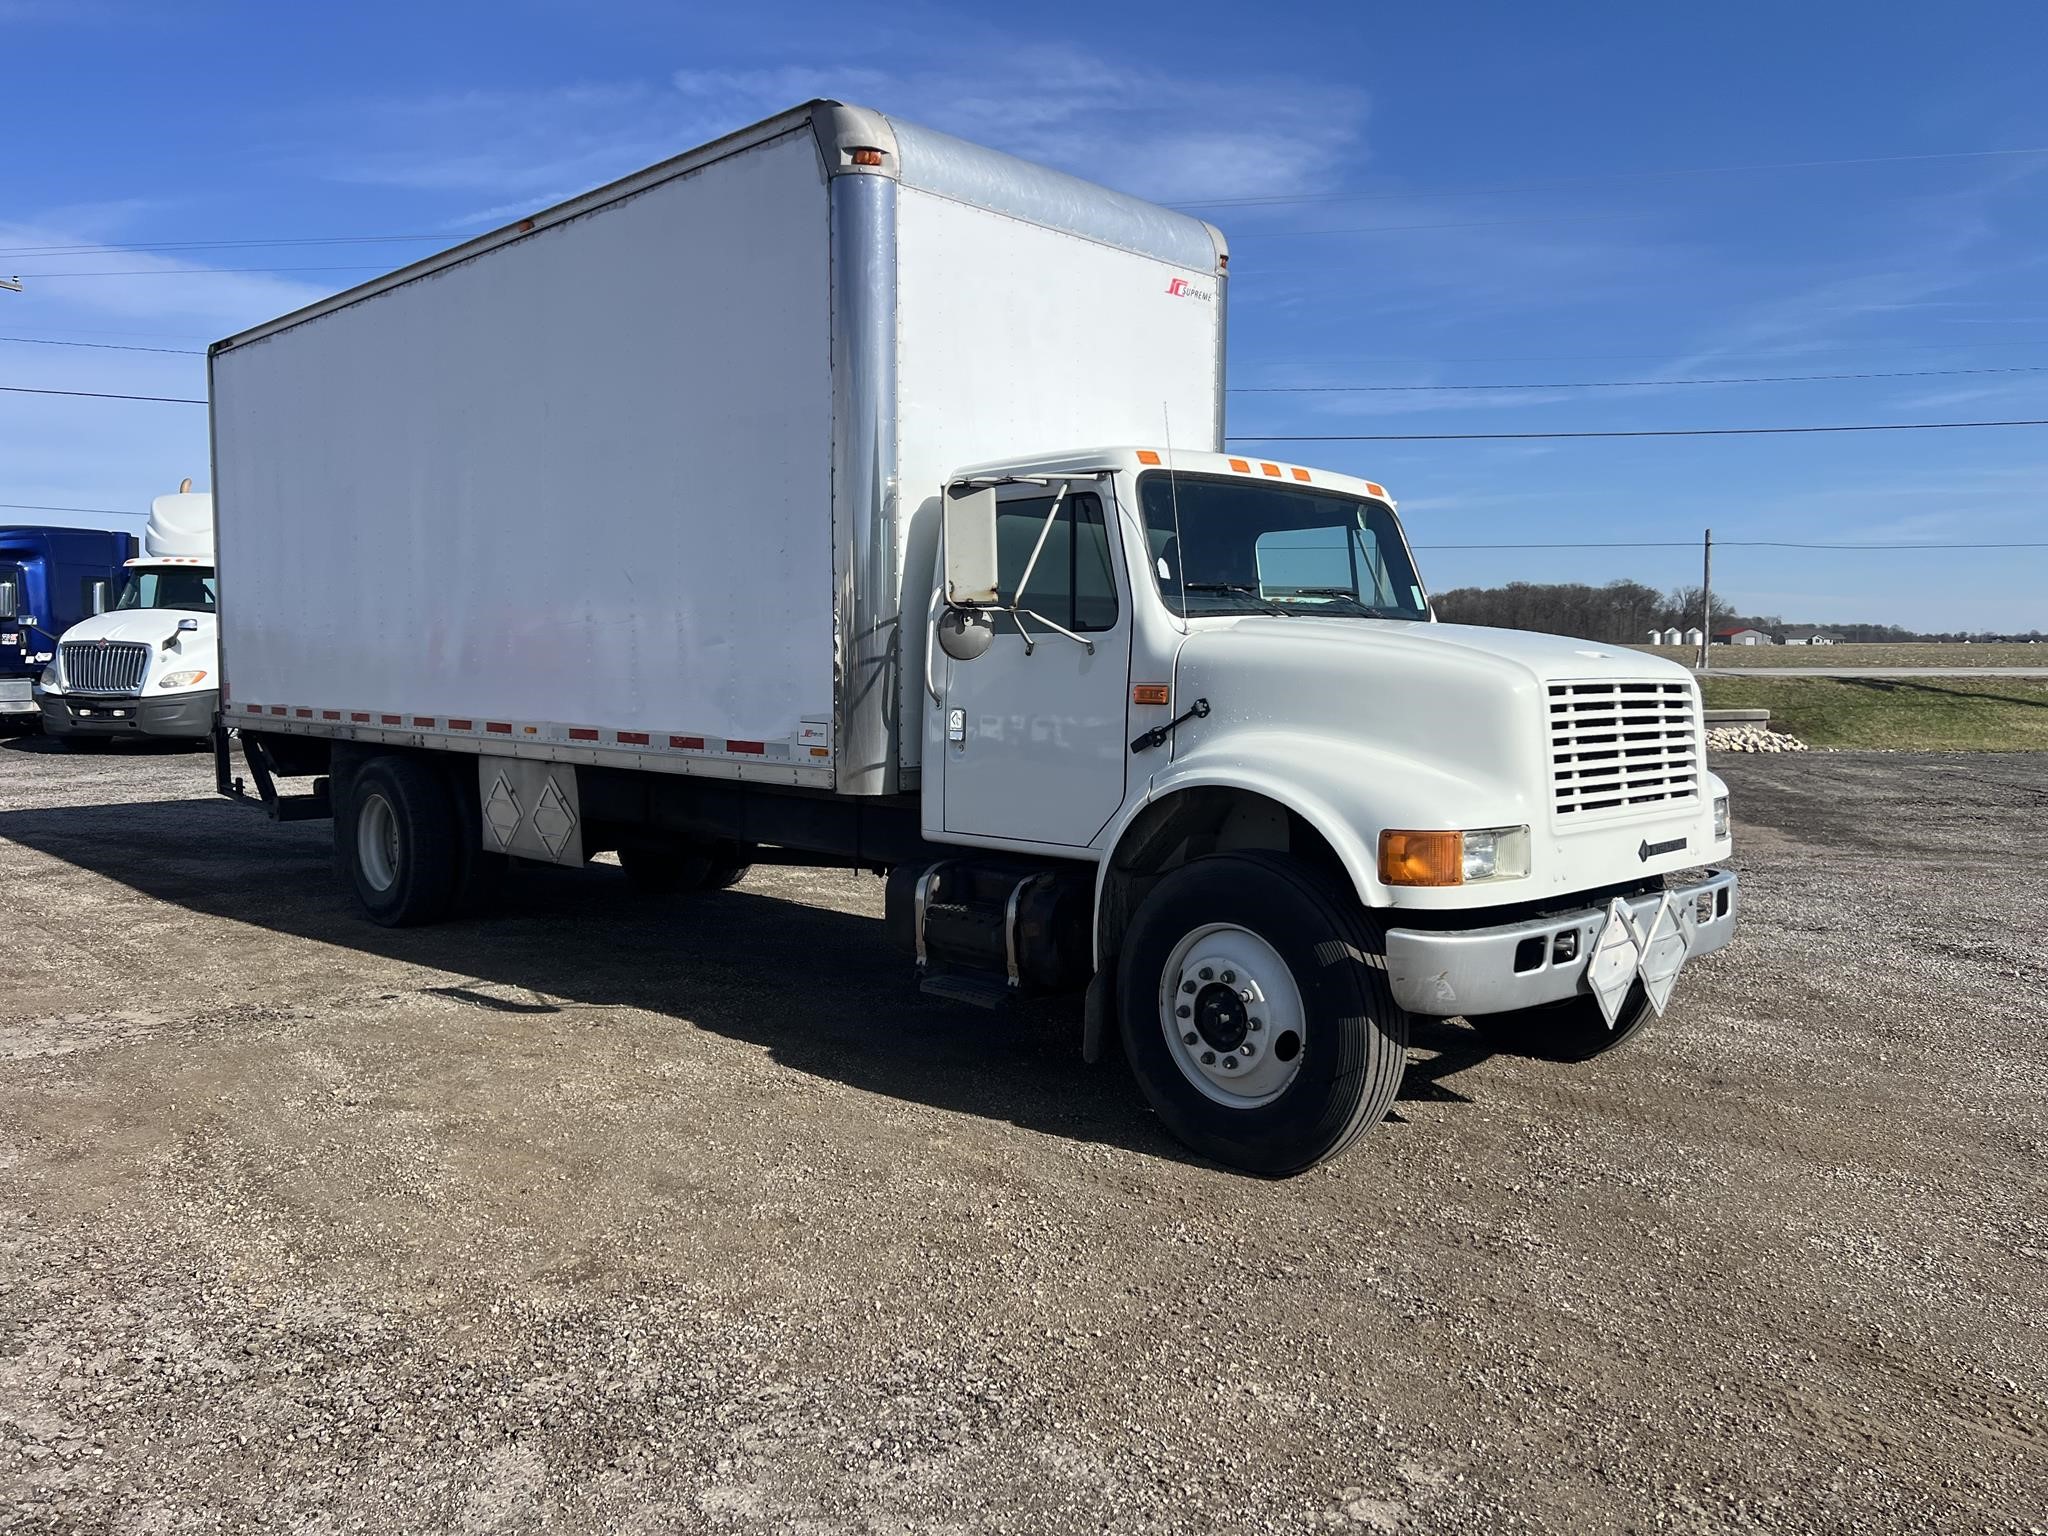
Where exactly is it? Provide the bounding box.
[357,790,401,893]
[1158,922,1306,1109]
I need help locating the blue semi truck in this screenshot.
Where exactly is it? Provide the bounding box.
[0,526,140,733]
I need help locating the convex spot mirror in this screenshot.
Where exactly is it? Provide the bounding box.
[936,604,995,662]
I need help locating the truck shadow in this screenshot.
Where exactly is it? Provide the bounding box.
[0,794,1498,1170]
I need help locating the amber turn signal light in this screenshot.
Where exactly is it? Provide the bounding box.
[1132,683,1170,706]
[1378,830,1464,887]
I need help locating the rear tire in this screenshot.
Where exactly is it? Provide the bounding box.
[1468,987,1656,1062]
[340,755,459,926]
[1117,851,1410,1177]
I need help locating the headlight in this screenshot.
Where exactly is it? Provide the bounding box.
[37,663,59,690]
[1379,825,1532,887]
[158,669,208,689]
[1713,794,1730,841]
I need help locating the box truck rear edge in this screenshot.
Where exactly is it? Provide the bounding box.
[212,99,1738,1177]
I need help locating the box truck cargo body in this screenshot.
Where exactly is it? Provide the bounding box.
[212,102,1737,1175]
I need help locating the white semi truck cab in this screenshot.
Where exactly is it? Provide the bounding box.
[208,101,1736,1176]
[38,483,220,746]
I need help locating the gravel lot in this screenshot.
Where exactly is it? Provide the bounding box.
[2,738,2043,1533]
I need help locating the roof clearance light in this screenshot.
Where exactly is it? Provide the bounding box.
[1290,467,1311,482]
[1228,458,1250,473]
[1260,462,1281,477]
[1136,450,1162,465]
[850,147,885,167]
[1365,481,1387,499]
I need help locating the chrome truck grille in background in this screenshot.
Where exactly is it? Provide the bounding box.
[61,641,149,695]
[1548,679,1700,818]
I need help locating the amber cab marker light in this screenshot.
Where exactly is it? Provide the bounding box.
[1378,829,1464,888]
[1132,683,1171,706]
[1228,457,1250,472]
[850,147,885,166]
[1135,449,1162,465]
[1365,481,1387,499]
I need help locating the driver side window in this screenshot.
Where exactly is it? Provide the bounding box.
[993,492,1118,633]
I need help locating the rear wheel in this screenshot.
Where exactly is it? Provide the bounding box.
[1468,987,1656,1062]
[1117,851,1410,1177]
[341,755,459,926]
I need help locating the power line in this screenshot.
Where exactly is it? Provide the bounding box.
[1413,540,2048,550]
[1177,144,2048,210]
[0,501,132,516]
[1229,418,2048,443]
[1230,365,2048,394]
[1248,338,2048,367]
[0,235,440,258]
[1,384,206,404]
[10,265,385,279]
[0,335,204,356]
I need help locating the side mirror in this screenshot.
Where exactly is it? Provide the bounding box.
[177,617,200,633]
[942,483,999,607]
[0,580,15,620]
[90,580,109,616]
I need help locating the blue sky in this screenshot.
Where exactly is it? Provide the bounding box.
[5,0,2045,631]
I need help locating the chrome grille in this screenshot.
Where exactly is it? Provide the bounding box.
[1548,678,1700,818]
[61,641,149,695]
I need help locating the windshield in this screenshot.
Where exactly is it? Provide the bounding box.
[114,567,216,613]
[1138,473,1430,621]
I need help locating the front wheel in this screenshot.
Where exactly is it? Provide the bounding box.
[1467,986,1656,1062]
[1118,851,1411,1177]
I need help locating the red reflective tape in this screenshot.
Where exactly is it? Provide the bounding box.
[669,735,704,750]
[242,704,263,715]
[486,722,512,734]
[269,706,286,716]
[727,739,765,755]
[413,717,434,727]
[322,710,340,720]
[381,714,401,725]
[617,730,649,746]
[568,727,599,741]
[350,712,370,722]
[448,718,473,731]
[295,708,313,718]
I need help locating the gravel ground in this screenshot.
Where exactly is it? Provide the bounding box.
[1,737,2043,1534]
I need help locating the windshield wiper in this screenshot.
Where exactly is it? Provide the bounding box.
[1282,587,1412,618]
[1181,582,1294,617]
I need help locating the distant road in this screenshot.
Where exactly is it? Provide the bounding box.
[1701,666,2048,677]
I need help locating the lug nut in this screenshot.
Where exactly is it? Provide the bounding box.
[1198,967,1214,981]
[1239,989,1253,1004]
[1249,1018,1263,1031]
[1182,979,1197,994]
[1222,1057,1238,1070]
[1183,1031,1198,1045]
[1240,1041,1256,1057]
[1177,1004,1191,1019]
[1220,970,1236,984]
[1200,1050,1216,1065]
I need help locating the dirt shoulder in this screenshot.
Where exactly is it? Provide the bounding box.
[1,738,2042,1533]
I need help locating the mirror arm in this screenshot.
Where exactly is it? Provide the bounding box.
[1010,607,1094,656]
[1008,483,1068,614]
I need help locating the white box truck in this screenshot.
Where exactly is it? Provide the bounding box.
[210,101,1737,1175]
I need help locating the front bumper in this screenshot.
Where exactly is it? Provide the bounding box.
[0,678,35,716]
[1385,870,1738,1017]
[37,687,219,740]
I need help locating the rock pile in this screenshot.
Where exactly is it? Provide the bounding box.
[1707,723,1809,753]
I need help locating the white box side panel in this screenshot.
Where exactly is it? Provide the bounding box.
[892,188,1223,768]
[213,129,834,749]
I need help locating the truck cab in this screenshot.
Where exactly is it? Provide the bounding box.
[0,526,137,732]
[37,486,219,746]
[913,446,1735,1171]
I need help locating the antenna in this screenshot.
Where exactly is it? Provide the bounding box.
[1162,403,1189,628]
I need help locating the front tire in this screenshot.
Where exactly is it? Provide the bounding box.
[1468,986,1656,1062]
[340,755,459,926]
[1117,851,1410,1177]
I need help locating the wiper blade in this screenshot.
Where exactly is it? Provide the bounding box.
[1181,582,1294,617]
[1281,588,1408,618]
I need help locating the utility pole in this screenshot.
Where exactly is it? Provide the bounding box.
[1697,527,1713,671]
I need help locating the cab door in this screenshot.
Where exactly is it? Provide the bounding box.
[936,483,1132,847]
